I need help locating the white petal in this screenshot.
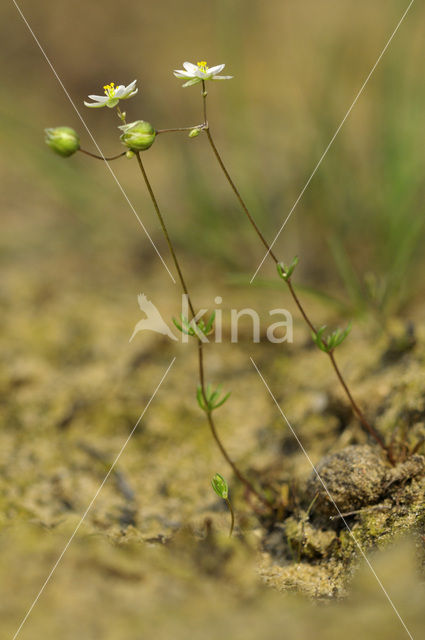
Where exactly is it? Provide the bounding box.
[88,94,108,102]
[208,64,225,75]
[119,82,137,97]
[114,86,126,97]
[122,88,138,99]
[174,70,192,78]
[183,61,198,73]
[84,100,106,108]
[182,77,202,88]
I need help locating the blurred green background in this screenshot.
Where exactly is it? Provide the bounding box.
[1,0,424,318]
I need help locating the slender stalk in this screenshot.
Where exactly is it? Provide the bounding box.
[199,84,392,463]
[286,279,316,335]
[205,128,279,261]
[116,106,127,124]
[225,497,235,537]
[134,151,271,505]
[79,148,126,161]
[287,278,390,456]
[201,83,278,263]
[328,352,387,452]
[197,341,269,505]
[135,152,195,316]
[156,125,206,135]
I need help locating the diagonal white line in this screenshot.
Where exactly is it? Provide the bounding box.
[11,0,176,284]
[251,0,415,283]
[250,357,414,640]
[11,357,176,640]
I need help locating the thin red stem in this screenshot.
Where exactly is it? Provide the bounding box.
[135,151,271,504]
[79,148,126,161]
[200,86,392,463]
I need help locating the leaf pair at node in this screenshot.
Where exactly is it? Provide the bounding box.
[197,383,231,412]
[312,323,352,353]
[172,311,215,337]
[277,256,299,281]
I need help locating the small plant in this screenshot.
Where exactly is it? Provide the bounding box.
[211,473,235,537]
[166,63,394,464]
[44,57,401,516]
[45,74,270,509]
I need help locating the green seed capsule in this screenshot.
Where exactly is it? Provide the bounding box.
[119,120,156,151]
[45,126,80,157]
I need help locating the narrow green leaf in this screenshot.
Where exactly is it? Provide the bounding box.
[276,262,286,280]
[196,386,207,411]
[213,391,231,409]
[172,317,183,333]
[286,255,299,278]
[209,385,222,405]
[204,310,216,334]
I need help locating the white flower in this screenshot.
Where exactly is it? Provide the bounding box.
[173,61,233,87]
[84,80,138,108]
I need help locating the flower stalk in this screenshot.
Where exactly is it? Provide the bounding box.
[78,149,127,161]
[156,125,206,135]
[196,80,393,464]
[46,65,271,505]
[134,151,271,507]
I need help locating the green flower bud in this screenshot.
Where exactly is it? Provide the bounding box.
[45,126,80,157]
[126,150,135,159]
[188,128,201,138]
[119,120,156,151]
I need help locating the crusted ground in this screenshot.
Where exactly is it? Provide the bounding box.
[1,242,425,637]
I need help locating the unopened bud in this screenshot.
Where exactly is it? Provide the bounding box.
[45,126,80,157]
[211,473,228,500]
[119,120,156,151]
[188,128,201,138]
[126,150,135,159]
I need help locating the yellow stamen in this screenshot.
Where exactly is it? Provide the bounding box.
[197,61,208,73]
[103,82,116,97]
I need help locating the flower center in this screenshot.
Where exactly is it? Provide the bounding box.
[197,61,208,74]
[103,82,116,98]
